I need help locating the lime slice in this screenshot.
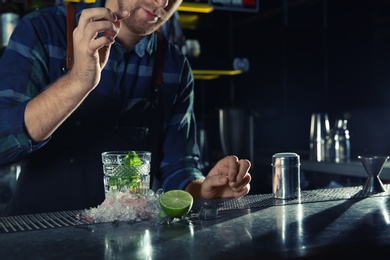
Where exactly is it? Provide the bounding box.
[159,190,194,218]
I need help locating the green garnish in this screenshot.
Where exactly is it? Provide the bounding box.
[108,151,143,193]
[123,151,142,167]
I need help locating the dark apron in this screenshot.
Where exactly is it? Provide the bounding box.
[5,90,163,216]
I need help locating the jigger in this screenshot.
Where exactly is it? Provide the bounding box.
[358,156,389,194]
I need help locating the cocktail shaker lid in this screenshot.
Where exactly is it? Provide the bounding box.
[272,152,300,167]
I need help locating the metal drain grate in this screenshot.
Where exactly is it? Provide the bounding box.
[193,185,390,211]
[0,210,88,233]
[1,185,389,233]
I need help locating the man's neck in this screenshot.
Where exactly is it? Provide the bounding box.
[116,24,142,49]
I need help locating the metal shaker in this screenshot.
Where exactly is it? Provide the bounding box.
[272,152,301,200]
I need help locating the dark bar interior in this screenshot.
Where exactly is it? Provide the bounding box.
[188,0,390,193]
[2,0,390,259]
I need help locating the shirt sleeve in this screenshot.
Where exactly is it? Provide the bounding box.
[0,11,55,166]
[158,51,205,191]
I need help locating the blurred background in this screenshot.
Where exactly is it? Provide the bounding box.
[183,0,390,194]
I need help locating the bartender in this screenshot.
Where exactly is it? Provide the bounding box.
[0,0,251,216]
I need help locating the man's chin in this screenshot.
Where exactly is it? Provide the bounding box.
[137,25,161,36]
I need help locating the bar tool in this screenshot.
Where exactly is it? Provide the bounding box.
[272,152,301,200]
[358,155,389,195]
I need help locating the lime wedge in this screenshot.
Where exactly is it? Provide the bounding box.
[159,190,194,218]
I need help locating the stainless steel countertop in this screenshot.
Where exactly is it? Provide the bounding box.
[1,186,390,259]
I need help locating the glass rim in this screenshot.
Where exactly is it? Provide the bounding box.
[101,151,151,156]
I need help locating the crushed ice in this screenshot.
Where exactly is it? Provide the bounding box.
[79,189,164,223]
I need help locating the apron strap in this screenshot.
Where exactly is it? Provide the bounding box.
[152,31,164,108]
[150,31,164,189]
[66,3,75,70]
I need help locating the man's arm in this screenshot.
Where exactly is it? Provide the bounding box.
[26,7,126,142]
[24,71,93,142]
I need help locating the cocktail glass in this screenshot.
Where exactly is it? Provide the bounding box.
[358,155,389,195]
[102,151,151,196]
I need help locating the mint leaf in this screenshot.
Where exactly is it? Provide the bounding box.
[123,151,142,166]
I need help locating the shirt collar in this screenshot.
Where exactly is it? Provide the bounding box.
[134,34,155,57]
[112,33,157,57]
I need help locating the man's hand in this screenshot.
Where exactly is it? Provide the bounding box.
[194,155,252,199]
[70,7,129,91]
[24,7,129,142]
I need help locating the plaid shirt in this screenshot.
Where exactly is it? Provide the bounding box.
[0,3,204,191]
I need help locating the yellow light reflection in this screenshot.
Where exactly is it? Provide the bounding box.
[178,2,214,13]
[192,69,242,80]
[64,0,96,3]
[179,14,200,24]
[192,69,242,76]
[194,75,220,80]
[179,14,200,30]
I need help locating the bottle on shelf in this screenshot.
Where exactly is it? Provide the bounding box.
[309,113,330,162]
[327,119,351,163]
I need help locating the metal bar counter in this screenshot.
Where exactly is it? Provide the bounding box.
[1,186,390,259]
